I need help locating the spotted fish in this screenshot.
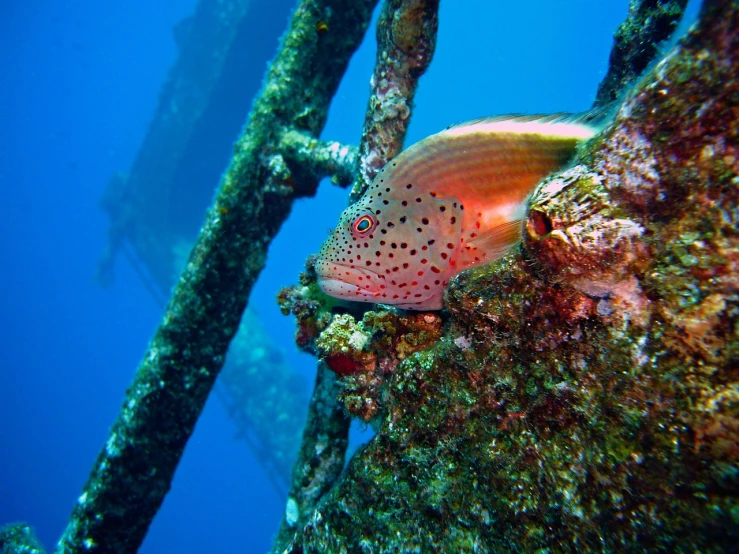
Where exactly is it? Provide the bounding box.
[316,114,599,310]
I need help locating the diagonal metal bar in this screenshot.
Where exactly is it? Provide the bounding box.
[55,1,377,552]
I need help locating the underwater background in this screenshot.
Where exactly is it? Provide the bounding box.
[0,1,701,552]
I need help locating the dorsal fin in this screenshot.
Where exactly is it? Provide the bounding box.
[442,105,614,137]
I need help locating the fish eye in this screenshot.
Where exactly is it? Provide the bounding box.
[351,213,376,237]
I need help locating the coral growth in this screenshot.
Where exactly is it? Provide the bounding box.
[316,310,442,421]
[278,256,338,353]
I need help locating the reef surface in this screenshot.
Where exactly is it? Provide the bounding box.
[279,1,738,551]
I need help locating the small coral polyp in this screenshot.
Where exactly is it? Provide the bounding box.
[315,310,443,422]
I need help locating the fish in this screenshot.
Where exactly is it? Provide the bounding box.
[315,113,600,310]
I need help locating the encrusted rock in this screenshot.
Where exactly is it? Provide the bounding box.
[284,2,739,551]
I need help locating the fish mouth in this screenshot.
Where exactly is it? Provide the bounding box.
[315,259,382,301]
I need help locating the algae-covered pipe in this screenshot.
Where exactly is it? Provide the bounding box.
[351,0,441,202]
[594,0,689,107]
[270,363,350,553]
[55,1,377,552]
[279,130,359,187]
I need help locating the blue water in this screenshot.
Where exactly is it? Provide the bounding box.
[1,1,694,552]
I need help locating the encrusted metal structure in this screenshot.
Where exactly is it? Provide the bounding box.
[278,0,738,552]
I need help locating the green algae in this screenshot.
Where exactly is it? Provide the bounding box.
[0,524,45,554]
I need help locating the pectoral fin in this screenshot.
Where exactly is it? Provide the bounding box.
[466,219,523,260]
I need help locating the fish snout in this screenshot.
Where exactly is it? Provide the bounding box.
[315,259,382,302]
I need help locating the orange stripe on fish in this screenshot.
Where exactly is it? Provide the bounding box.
[316,112,601,310]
